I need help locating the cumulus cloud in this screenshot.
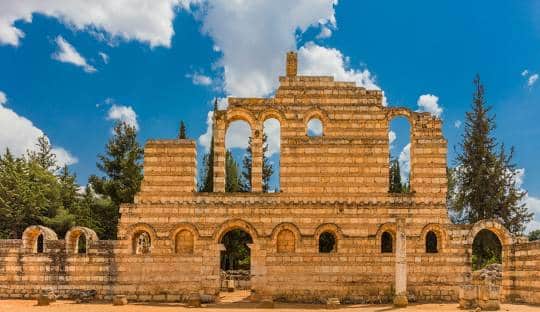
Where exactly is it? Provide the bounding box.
[187,72,213,86]
[225,120,251,149]
[263,118,281,157]
[107,103,139,130]
[522,69,529,77]
[398,143,411,183]
[416,94,442,118]
[198,0,337,97]
[388,130,396,147]
[0,91,77,166]
[198,111,214,153]
[298,42,381,91]
[316,26,333,39]
[526,196,540,233]
[52,36,96,73]
[454,120,462,128]
[528,74,539,87]
[0,0,197,47]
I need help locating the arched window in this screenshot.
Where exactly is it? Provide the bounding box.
[472,229,502,270]
[319,231,336,253]
[225,120,252,192]
[426,231,438,253]
[388,117,411,193]
[175,230,194,255]
[381,231,393,253]
[277,229,295,253]
[36,234,44,253]
[77,234,87,254]
[307,118,323,137]
[133,231,151,255]
[263,118,280,192]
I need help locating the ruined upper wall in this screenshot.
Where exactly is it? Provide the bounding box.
[211,52,447,203]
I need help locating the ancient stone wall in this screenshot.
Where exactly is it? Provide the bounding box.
[0,52,538,306]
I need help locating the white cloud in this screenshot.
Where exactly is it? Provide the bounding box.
[528,74,538,87]
[0,91,77,166]
[454,120,462,128]
[388,130,396,147]
[263,118,280,157]
[0,0,197,47]
[99,52,109,64]
[0,91,6,106]
[51,147,78,167]
[52,36,96,73]
[316,26,333,39]
[416,94,443,118]
[307,118,323,136]
[107,104,139,130]
[522,69,529,77]
[188,72,213,86]
[225,120,251,149]
[198,111,214,153]
[525,196,540,233]
[298,42,381,91]
[398,143,411,183]
[198,0,338,97]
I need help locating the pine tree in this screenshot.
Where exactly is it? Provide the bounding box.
[89,121,143,238]
[225,150,243,192]
[179,121,187,139]
[27,135,57,172]
[453,75,531,234]
[262,134,274,192]
[242,137,252,192]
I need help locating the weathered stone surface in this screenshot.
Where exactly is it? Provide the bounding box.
[0,52,539,307]
[187,293,201,308]
[326,297,340,309]
[113,295,128,306]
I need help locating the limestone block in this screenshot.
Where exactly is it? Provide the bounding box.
[187,293,201,308]
[258,298,274,308]
[113,295,128,306]
[326,297,340,309]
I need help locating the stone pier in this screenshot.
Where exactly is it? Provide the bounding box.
[393,217,408,307]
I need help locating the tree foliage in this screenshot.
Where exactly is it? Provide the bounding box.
[262,133,274,192]
[179,121,187,139]
[529,229,540,241]
[451,75,532,234]
[225,150,244,192]
[89,121,143,239]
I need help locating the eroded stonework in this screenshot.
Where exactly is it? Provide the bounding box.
[0,53,539,305]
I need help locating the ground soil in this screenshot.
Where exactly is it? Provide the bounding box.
[1,299,539,312]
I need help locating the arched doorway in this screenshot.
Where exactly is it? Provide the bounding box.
[219,229,253,301]
[472,229,502,270]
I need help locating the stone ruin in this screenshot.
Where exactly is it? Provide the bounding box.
[0,53,539,309]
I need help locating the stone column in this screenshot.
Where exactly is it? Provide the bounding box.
[393,217,408,307]
[247,243,268,301]
[251,129,263,192]
[213,112,226,192]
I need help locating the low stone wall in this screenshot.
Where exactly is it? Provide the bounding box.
[510,240,540,304]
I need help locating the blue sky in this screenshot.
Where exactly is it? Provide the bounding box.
[0,1,539,231]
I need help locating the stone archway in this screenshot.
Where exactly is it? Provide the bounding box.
[212,219,265,302]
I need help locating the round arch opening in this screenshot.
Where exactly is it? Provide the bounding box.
[472,229,502,270]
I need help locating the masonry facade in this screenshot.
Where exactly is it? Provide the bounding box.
[0,53,539,305]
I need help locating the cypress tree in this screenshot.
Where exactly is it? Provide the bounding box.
[262,134,274,192]
[389,157,402,193]
[179,121,187,139]
[242,137,252,192]
[453,75,531,234]
[225,150,243,192]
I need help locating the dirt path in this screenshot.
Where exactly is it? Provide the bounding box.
[1,300,539,312]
